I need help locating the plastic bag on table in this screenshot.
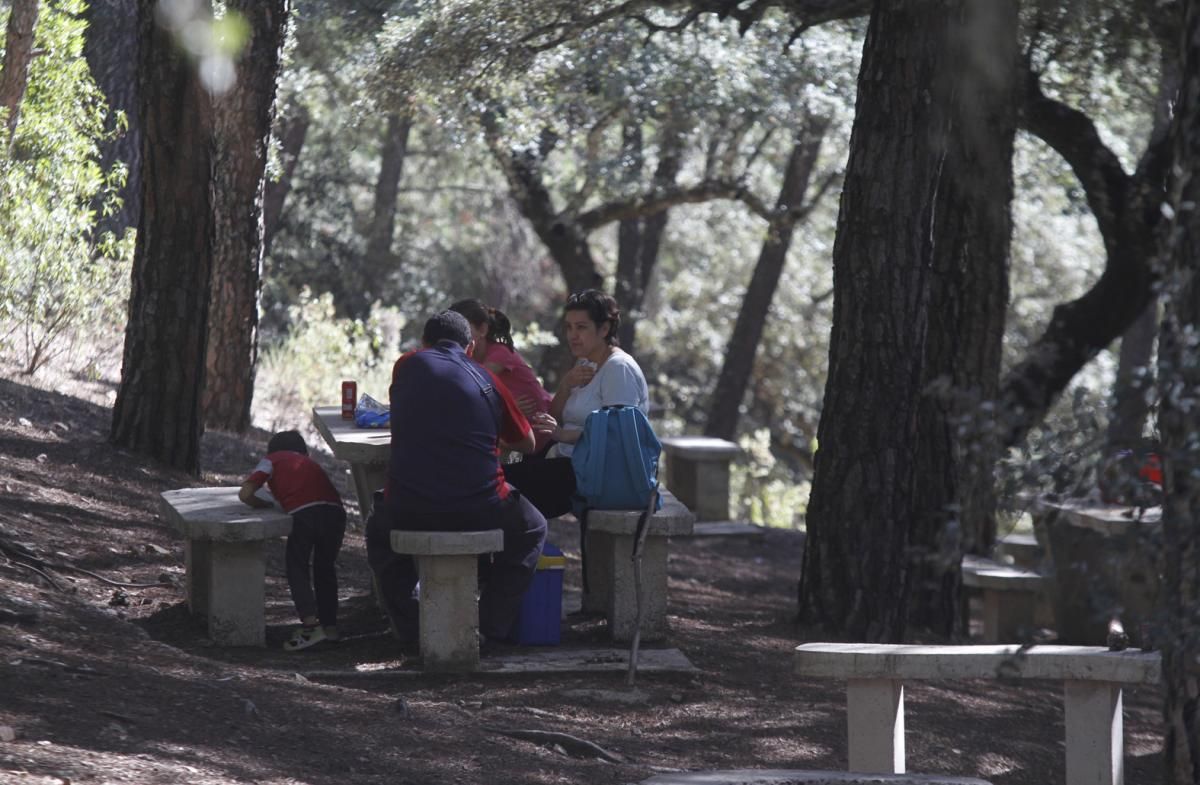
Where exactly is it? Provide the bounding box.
[353,393,390,428]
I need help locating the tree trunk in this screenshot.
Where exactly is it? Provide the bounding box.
[0,0,39,143]
[906,0,1018,636]
[83,0,141,241]
[353,111,411,317]
[110,0,215,474]
[202,0,289,434]
[798,0,959,642]
[615,127,681,353]
[1106,300,1158,451]
[262,101,308,257]
[705,123,827,441]
[1158,3,1200,780]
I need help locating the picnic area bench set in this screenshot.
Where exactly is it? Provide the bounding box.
[155,407,1165,781]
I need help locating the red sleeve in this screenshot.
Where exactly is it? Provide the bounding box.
[391,349,420,384]
[486,367,531,444]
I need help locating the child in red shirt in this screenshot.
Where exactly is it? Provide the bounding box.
[240,430,346,651]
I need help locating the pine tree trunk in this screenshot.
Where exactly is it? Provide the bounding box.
[705,124,827,441]
[203,0,289,433]
[906,0,1017,635]
[110,1,214,473]
[0,0,39,143]
[262,101,308,257]
[798,0,959,642]
[351,111,411,317]
[1106,301,1158,450]
[1159,3,1200,779]
[83,0,141,241]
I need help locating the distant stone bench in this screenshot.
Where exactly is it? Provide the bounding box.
[661,436,740,522]
[390,529,503,672]
[794,642,1161,785]
[642,770,992,785]
[994,532,1042,569]
[581,490,695,643]
[961,555,1049,643]
[159,487,292,647]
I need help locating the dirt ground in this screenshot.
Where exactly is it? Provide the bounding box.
[0,375,1165,785]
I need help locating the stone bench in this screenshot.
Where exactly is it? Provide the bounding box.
[581,490,695,643]
[794,642,1161,785]
[994,532,1042,569]
[159,487,293,647]
[642,770,992,785]
[390,529,503,672]
[961,555,1050,643]
[661,436,740,522]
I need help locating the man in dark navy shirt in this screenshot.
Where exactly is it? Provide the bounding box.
[365,310,547,644]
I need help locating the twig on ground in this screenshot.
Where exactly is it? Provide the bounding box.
[481,727,624,763]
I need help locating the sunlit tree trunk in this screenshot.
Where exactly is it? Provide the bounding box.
[350,110,411,317]
[907,0,1018,635]
[83,0,140,241]
[1158,3,1200,780]
[1106,301,1157,450]
[798,0,961,642]
[705,123,827,442]
[203,0,290,433]
[262,101,308,257]
[0,0,39,143]
[111,0,214,473]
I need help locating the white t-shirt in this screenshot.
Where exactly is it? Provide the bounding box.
[555,350,650,458]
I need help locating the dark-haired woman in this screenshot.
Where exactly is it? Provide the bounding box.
[502,289,649,519]
[449,299,554,452]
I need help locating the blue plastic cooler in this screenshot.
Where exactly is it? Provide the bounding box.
[513,543,565,645]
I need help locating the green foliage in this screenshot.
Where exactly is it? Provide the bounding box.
[729,427,810,529]
[255,289,408,432]
[0,0,133,377]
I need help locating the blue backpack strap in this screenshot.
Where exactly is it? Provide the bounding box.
[574,408,608,501]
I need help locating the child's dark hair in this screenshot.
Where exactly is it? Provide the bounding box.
[449,298,514,350]
[268,430,308,455]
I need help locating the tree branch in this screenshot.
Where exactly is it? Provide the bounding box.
[577,178,774,229]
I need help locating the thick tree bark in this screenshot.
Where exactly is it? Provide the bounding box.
[83,0,141,242]
[0,0,39,143]
[110,0,215,473]
[798,0,957,642]
[1159,4,1200,780]
[906,0,1018,635]
[262,101,308,257]
[1106,301,1157,450]
[705,123,827,441]
[203,0,290,434]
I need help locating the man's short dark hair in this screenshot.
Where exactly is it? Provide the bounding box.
[422,310,472,348]
[268,430,308,455]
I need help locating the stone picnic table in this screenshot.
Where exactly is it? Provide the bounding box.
[312,404,390,517]
[159,486,293,647]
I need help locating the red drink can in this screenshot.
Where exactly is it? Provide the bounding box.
[341,380,357,419]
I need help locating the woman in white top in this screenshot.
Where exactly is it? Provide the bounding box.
[503,289,650,518]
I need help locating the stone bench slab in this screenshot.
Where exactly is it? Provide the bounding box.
[660,436,741,460]
[390,529,504,555]
[160,487,292,541]
[794,643,1160,684]
[961,555,1046,592]
[642,772,992,785]
[587,491,695,537]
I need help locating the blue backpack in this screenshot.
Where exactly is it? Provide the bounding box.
[571,405,662,513]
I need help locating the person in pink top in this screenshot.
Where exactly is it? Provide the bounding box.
[450,299,555,454]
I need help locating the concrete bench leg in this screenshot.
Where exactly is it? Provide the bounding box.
[671,456,732,522]
[349,461,387,519]
[414,554,481,672]
[185,539,212,616]
[1065,680,1124,785]
[980,589,1036,643]
[846,678,905,774]
[584,531,669,643]
[206,540,268,647]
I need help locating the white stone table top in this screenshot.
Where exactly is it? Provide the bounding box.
[961,554,1046,591]
[312,405,391,465]
[160,487,292,541]
[794,642,1160,684]
[1037,496,1161,534]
